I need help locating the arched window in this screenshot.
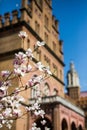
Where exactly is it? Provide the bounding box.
[35,117,53,130]
[61,118,68,130]
[31,75,41,98]
[43,83,50,97]
[71,122,77,130]
[53,88,58,96]
[78,125,83,130]
[31,84,40,98]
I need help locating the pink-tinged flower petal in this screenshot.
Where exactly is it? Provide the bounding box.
[1,71,10,78]
[0,89,6,98]
[27,75,43,87]
[26,48,33,59]
[13,52,26,66]
[14,65,27,76]
[36,62,44,71]
[18,31,28,39]
[26,65,32,72]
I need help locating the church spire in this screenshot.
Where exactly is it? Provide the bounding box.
[67,62,80,88]
[66,62,80,99]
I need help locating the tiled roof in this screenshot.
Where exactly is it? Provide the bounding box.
[80,91,87,97]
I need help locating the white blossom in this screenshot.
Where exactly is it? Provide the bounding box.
[1,70,10,78]
[14,65,27,76]
[0,124,3,128]
[34,109,45,118]
[18,31,28,39]
[14,52,26,66]
[36,41,45,47]
[27,75,43,87]
[3,108,12,117]
[45,127,50,130]
[43,66,52,75]
[26,48,33,59]
[26,64,32,72]
[36,62,44,71]
[31,123,41,130]
[41,120,46,125]
[6,123,12,129]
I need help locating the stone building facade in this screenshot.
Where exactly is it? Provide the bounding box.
[0,0,85,130]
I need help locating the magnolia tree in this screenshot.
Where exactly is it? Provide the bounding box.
[0,31,52,130]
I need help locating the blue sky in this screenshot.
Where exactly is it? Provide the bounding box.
[0,0,87,91]
[52,0,87,91]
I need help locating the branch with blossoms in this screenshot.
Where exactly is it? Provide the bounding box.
[0,31,52,129]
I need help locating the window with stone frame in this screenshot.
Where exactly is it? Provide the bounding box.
[44,55,50,67]
[60,69,62,80]
[33,45,41,61]
[36,49,41,61]
[59,40,63,53]
[53,41,56,52]
[44,15,49,28]
[27,39,30,49]
[35,21,40,34]
[31,84,40,98]
[53,88,58,96]
[44,32,49,44]
[27,20,30,25]
[31,75,41,98]
[53,63,58,76]
[43,83,50,97]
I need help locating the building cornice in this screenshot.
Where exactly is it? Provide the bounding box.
[29,95,85,117]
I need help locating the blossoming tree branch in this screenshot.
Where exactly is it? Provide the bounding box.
[0,31,52,129]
